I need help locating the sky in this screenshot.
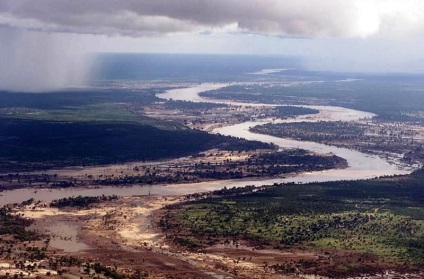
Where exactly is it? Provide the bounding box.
[1,0,424,91]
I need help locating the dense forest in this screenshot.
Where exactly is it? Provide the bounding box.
[0,89,273,172]
[0,118,272,172]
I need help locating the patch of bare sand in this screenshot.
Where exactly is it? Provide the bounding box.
[115,196,181,248]
[16,196,321,278]
[105,197,321,279]
[19,206,98,219]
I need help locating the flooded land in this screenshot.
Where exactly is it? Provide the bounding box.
[1,77,424,278]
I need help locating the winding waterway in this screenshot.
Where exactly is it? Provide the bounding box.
[161,83,409,183]
[0,83,411,205]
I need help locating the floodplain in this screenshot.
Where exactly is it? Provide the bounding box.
[2,59,424,278]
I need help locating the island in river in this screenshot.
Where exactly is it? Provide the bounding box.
[1,74,424,279]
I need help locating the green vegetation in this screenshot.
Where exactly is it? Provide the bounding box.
[0,206,39,241]
[0,88,159,110]
[91,262,124,279]
[0,88,178,127]
[0,118,271,172]
[50,195,118,208]
[252,121,366,142]
[95,149,346,186]
[201,77,424,122]
[164,100,227,110]
[160,169,424,275]
[267,106,319,119]
[0,89,273,172]
[251,121,418,157]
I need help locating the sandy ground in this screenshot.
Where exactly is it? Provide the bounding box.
[5,83,423,278]
[17,196,327,279]
[13,195,424,279]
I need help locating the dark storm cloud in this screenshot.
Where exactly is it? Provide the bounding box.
[0,27,90,92]
[0,0,422,38]
[0,0,422,92]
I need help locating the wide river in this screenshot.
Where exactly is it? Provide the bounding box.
[0,83,411,205]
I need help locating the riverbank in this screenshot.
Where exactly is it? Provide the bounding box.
[14,179,424,279]
[0,83,412,205]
